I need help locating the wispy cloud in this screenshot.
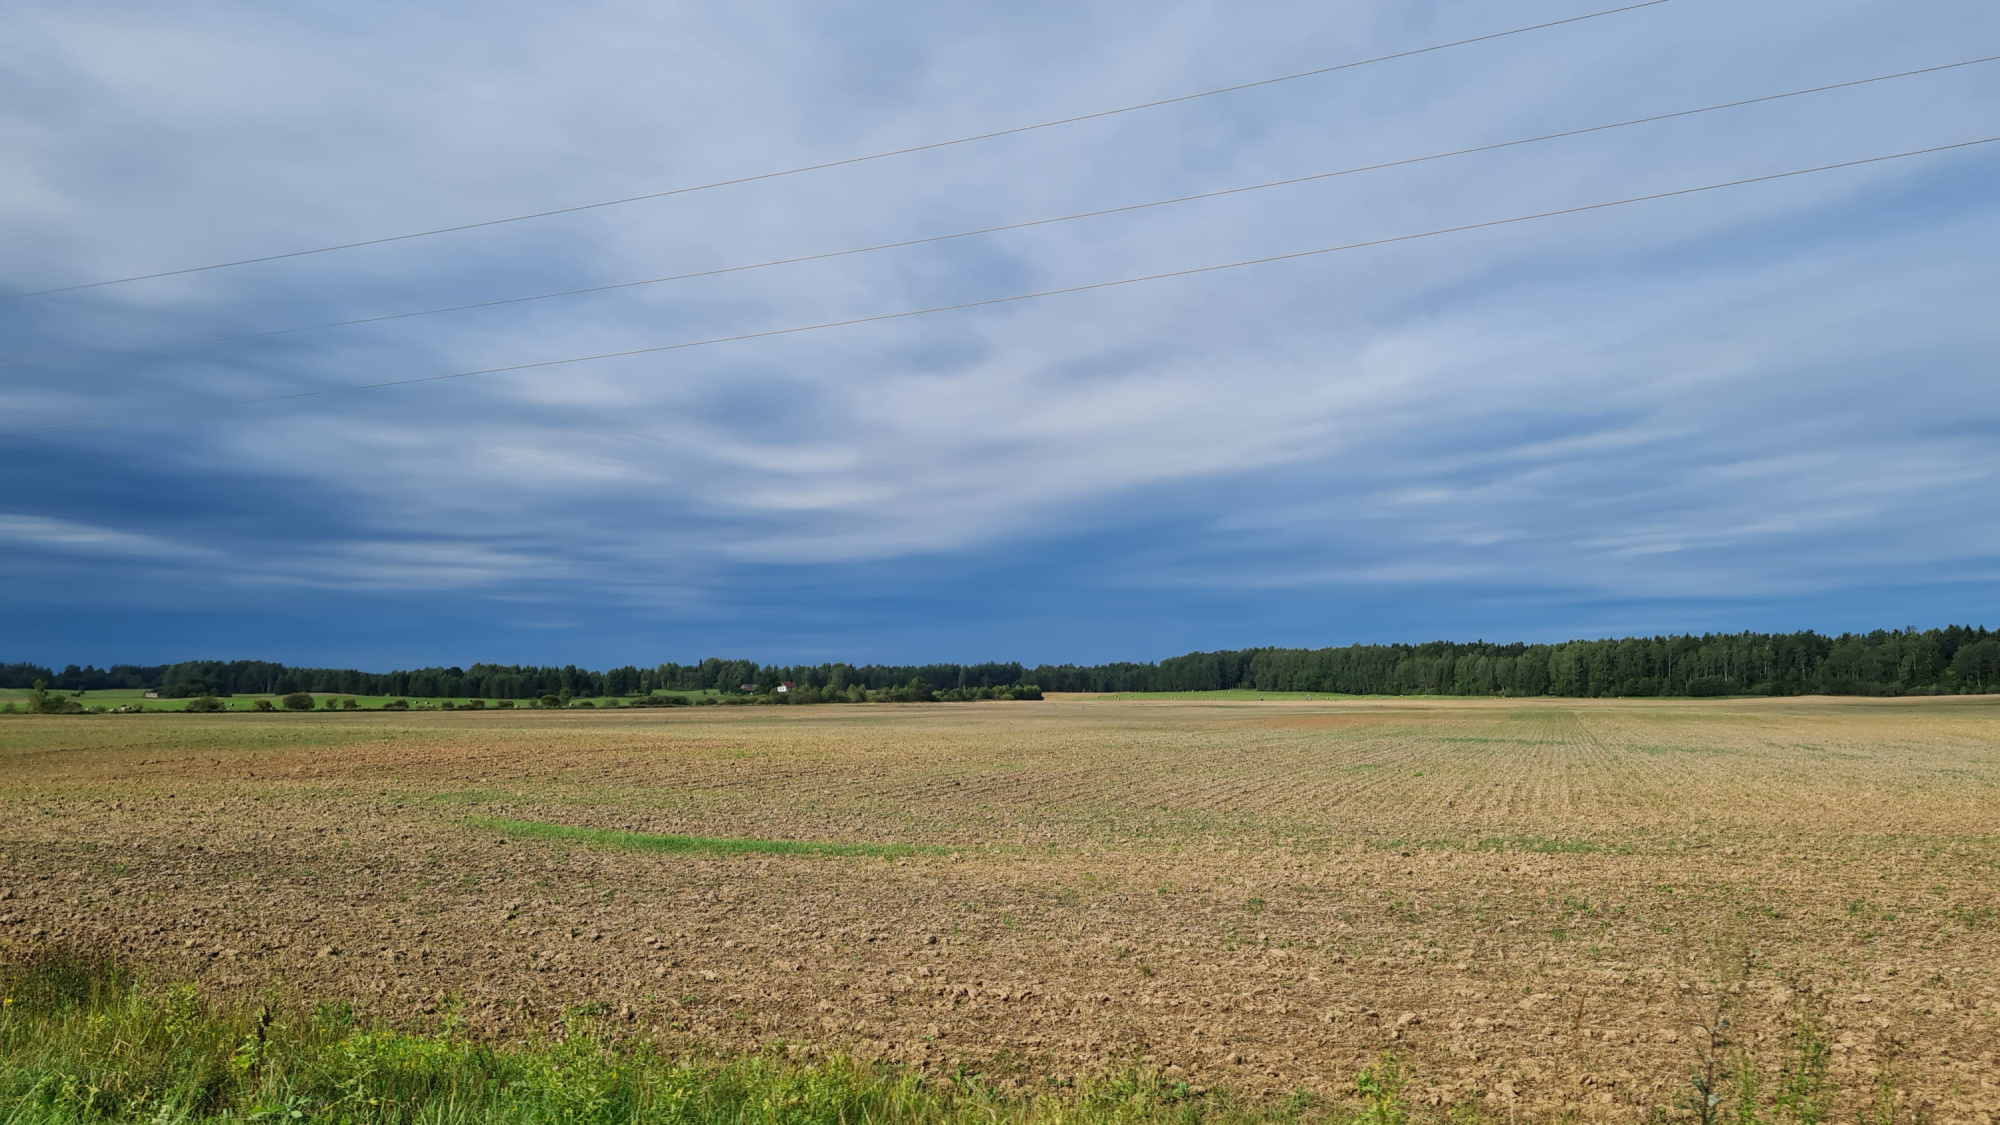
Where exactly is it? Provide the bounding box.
[2,0,1995,664]
[0,514,215,560]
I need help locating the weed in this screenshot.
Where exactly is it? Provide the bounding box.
[1354,1053,1409,1125]
[1773,1016,1830,1125]
[1945,905,1993,929]
[1679,998,1732,1125]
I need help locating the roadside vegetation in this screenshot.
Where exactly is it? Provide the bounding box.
[0,947,1371,1125]
[1,947,1881,1125]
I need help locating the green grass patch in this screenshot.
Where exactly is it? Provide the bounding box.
[1068,690,1367,701]
[1474,835,1604,855]
[469,817,942,859]
[0,946,1863,1125]
[1,947,1290,1125]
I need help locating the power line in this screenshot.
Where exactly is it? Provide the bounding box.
[0,1,1674,301]
[8,135,1991,438]
[35,53,1992,363]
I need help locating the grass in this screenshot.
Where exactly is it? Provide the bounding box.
[0,947,1370,1125]
[1062,690,1367,701]
[0,948,1863,1125]
[469,818,944,859]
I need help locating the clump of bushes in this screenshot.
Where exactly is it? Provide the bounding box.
[938,684,1043,702]
[18,681,84,714]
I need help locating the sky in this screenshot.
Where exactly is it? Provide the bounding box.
[2,0,1996,671]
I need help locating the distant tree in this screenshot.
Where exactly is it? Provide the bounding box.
[184,695,226,713]
[0,664,57,690]
[383,699,410,710]
[253,699,275,711]
[341,698,359,710]
[539,694,561,709]
[281,692,314,711]
[1951,639,2000,688]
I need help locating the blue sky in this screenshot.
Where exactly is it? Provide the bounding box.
[3,0,1996,670]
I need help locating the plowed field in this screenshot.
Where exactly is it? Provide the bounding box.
[2,697,1997,1121]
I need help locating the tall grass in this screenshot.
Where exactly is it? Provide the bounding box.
[1,949,1875,1125]
[0,949,1323,1125]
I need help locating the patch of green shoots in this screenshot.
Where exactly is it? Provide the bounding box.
[468,817,941,858]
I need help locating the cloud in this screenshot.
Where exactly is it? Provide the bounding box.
[1,0,1995,663]
[0,514,215,560]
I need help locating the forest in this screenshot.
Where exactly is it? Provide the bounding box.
[2,625,1994,700]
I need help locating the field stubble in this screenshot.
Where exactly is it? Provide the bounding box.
[1,697,1997,1122]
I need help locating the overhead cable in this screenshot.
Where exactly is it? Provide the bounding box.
[0,1,1673,301]
[46,52,1992,361]
[8,135,1991,437]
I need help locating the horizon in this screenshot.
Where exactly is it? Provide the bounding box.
[11,620,1993,683]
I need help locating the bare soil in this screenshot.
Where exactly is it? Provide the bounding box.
[2,697,1996,1121]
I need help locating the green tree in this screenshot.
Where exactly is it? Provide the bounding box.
[1950,639,2000,688]
[27,679,82,714]
[281,692,314,711]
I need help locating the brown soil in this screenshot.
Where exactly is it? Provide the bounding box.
[2,697,1996,1122]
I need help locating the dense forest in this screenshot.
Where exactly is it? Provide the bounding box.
[2,625,1995,701]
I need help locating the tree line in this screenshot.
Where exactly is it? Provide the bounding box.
[1024,626,1999,697]
[0,658,1044,701]
[2,625,1995,701]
